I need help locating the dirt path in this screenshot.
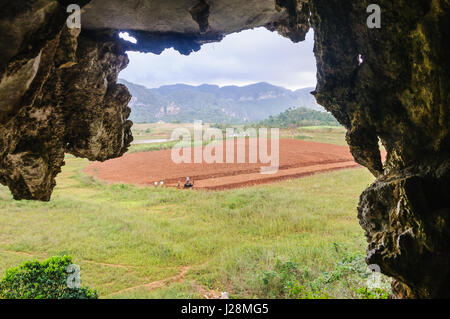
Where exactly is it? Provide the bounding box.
[107,266,191,297]
[192,160,359,190]
[106,265,224,298]
[1,248,221,298]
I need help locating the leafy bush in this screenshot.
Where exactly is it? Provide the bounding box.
[260,252,391,299]
[305,253,391,299]
[261,260,329,299]
[354,287,390,299]
[261,260,301,298]
[288,283,330,299]
[0,255,98,299]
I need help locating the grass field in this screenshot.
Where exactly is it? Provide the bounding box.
[0,126,391,299]
[129,123,348,153]
[282,126,348,146]
[132,122,212,141]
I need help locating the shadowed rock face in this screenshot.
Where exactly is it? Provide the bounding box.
[310,0,450,298]
[0,0,448,298]
[0,1,131,200]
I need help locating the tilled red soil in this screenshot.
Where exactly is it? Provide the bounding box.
[85,139,365,190]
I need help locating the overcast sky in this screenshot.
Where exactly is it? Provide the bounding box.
[119,27,317,90]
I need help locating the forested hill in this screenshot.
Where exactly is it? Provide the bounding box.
[119,79,323,123]
[257,107,340,128]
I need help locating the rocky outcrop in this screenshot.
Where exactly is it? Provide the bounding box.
[310,0,450,298]
[0,1,131,200]
[0,0,448,298]
[59,32,132,162]
[0,0,310,201]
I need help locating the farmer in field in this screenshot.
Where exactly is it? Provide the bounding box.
[184,177,194,189]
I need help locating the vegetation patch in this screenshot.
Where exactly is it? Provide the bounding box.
[255,107,340,128]
[0,255,98,299]
[0,126,384,299]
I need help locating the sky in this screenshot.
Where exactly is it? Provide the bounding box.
[119,27,317,91]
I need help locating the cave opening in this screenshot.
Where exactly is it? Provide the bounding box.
[116,27,319,125]
[0,0,448,299]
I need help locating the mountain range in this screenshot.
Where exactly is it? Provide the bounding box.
[119,79,323,123]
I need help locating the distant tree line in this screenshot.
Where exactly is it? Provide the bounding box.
[253,107,340,128]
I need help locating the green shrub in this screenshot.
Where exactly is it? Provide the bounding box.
[354,287,390,299]
[288,283,330,299]
[261,260,328,298]
[0,255,98,299]
[259,252,391,299]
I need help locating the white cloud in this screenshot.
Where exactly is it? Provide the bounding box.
[119,32,137,44]
[119,27,317,90]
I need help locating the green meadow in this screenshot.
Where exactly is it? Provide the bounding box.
[0,127,390,299]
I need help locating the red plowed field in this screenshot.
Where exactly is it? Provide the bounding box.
[85,139,362,190]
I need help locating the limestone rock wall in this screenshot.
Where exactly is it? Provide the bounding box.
[0,0,449,298]
[0,1,131,200]
[0,0,311,201]
[310,0,450,298]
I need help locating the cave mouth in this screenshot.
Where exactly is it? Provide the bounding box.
[116,27,318,124]
[0,0,315,199]
[0,0,449,299]
[88,26,360,191]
